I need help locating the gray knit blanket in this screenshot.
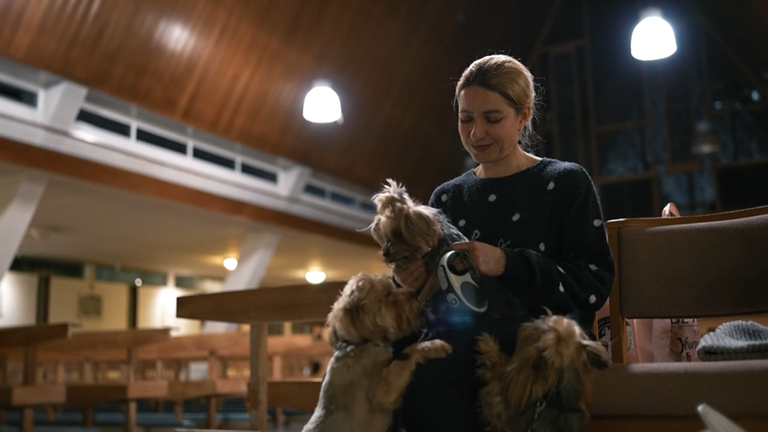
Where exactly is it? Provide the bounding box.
[696,320,768,361]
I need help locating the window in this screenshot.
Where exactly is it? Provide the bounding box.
[193,147,235,169]
[330,192,356,208]
[242,163,278,183]
[137,129,186,154]
[0,80,37,107]
[304,183,326,198]
[76,110,130,137]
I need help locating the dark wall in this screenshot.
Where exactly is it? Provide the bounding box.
[528,0,768,220]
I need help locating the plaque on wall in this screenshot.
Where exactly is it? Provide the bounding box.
[78,293,103,319]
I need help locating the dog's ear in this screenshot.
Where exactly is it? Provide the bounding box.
[581,340,611,370]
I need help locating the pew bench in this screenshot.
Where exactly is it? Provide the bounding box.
[0,324,74,432]
[586,205,768,432]
[176,282,343,430]
[1,409,195,429]
[135,332,251,429]
[0,426,100,432]
[38,328,172,432]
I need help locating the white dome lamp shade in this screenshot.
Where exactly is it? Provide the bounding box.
[631,7,677,61]
[303,81,343,124]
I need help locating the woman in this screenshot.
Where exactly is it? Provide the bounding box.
[391,54,615,432]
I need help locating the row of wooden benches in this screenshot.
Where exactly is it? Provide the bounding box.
[0,324,331,432]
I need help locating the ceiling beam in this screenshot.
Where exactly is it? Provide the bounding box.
[0,136,378,248]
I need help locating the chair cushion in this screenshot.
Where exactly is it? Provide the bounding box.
[591,360,768,416]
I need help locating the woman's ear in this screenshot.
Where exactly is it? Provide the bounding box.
[519,105,532,129]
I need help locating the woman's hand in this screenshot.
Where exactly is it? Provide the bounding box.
[662,202,680,218]
[450,241,506,277]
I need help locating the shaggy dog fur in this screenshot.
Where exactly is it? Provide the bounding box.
[368,178,524,320]
[476,313,611,432]
[302,273,452,432]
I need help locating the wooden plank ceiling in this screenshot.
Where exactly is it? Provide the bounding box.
[0,0,553,202]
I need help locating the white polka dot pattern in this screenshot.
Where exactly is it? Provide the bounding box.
[557,266,564,273]
[441,194,448,202]
[539,242,545,252]
[593,219,603,227]
[488,194,497,202]
[458,219,466,227]
[512,213,521,222]
[589,264,598,271]
[547,181,555,190]
[559,283,564,292]
[589,294,597,304]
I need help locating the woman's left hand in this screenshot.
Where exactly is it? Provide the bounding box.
[450,241,506,277]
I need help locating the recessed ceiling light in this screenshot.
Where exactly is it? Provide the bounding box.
[223,257,238,271]
[305,270,326,284]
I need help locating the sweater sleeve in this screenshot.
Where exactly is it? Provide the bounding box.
[500,167,615,318]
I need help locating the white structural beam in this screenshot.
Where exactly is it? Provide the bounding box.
[0,175,47,278]
[278,165,312,197]
[202,230,281,333]
[42,81,88,130]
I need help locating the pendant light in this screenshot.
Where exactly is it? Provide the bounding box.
[630,7,677,61]
[302,81,343,124]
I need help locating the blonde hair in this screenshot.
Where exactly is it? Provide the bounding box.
[455,55,538,150]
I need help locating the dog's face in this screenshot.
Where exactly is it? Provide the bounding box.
[504,314,610,413]
[368,179,442,266]
[326,273,423,346]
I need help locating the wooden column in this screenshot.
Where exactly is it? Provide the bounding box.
[21,346,37,432]
[249,323,268,432]
[0,353,7,386]
[206,395,217,429]
[272,354,285,427]
[126,348,137,432]
[0,354,5,428]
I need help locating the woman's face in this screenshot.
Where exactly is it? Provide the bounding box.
[457,85,529,166]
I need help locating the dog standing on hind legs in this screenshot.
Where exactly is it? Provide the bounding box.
[302,273,452,432]
[476,313,611,432]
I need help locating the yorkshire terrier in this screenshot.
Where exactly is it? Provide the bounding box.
[302,273,452,432]
[476,312,611,432]
[368,178,524,321]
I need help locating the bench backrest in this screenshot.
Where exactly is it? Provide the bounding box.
[606,205,768,362]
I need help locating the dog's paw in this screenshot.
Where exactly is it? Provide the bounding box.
[475,332,500,356]
[475,333,509,377]
[407,339,452,362]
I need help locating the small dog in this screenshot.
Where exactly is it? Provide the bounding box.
[369,179,464,276]
[302,273,452,432]
[476,313,611,432]
[368,178,524,320]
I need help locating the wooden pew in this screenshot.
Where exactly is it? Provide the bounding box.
[4,329,332,430]
[176,281,344,431]
[38,328,171,432]
[135,332,250,428]
[0,324,73,432]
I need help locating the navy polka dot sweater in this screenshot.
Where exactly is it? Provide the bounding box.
[429,158,615,333]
